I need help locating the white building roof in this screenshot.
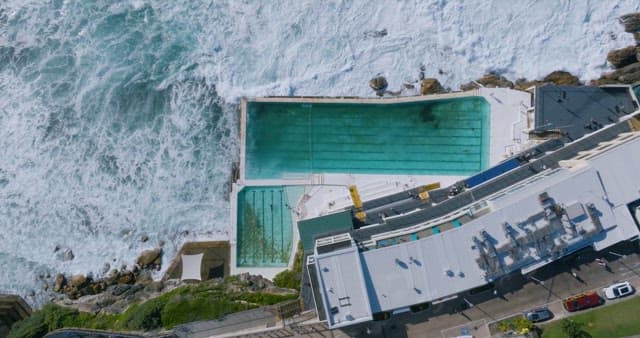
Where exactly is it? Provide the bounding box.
[315,238,373,329]
[314,132,640,321]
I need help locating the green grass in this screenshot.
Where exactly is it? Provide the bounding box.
[541,296,640,338]
[9,279,298,337]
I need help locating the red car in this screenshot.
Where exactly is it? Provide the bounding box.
[562,291,604,312]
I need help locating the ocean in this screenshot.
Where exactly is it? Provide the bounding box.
[0,0,638,306]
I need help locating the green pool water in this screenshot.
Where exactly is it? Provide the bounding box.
[236,186,303,267]
[245,97,490,179]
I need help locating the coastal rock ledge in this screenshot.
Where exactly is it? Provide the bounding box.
[607,46,639,69]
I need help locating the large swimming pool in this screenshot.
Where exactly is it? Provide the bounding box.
[245,97,490,179]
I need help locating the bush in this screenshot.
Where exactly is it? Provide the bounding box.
[122,297,165,331]
[498,316,533,334]
[7,311,48,338]
[273,269,300,290]
[161,294,250,329]
[273,241,303,291]
[42,304,78,331]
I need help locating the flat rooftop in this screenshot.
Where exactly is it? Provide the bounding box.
[311,126,640,326]
[534,85,638,141]
[314,235,372,328]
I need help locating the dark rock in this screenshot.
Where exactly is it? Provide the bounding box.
[70,274,88,288]
[136,248,162,269]
[53,245,61,253]
[53,274,66,292]
[140,234,149,243]
[543,71,581,86]
[63,249,74,261]
[28,290,35,297]
[599,62,640,84]
[109,284,131,297]
[90,282,106,295]
[460,73,514,91]
[369,76,388,92]
[619,13,640,33]
[634,32,640,46]
[420,78,444,95]
[117,271,135,285]
[101,263,111,275]
[607,46,639,68]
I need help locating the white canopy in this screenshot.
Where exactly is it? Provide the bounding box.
[181,253,204,281]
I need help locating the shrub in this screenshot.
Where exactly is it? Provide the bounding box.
[42,304,78,331]
[122,297,165,331]
[7,311,48,338]
[273,241,303,291]
[498,316,533,334]
[273,269,300,290]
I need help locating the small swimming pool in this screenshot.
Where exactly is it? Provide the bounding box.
[245,97,490,179]
[236,186,303,267]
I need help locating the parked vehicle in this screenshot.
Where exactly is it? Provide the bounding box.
[524,307,553,323]
[562,291,603,312]
[603,281,634,299]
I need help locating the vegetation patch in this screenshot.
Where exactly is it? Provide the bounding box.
[541,296,640,338]
[493,315,533,335]
[9,277,298,338]
[273,241,303,291]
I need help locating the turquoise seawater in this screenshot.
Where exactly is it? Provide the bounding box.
[246,97,490,179]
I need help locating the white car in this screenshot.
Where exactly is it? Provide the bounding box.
[603,281,634,299]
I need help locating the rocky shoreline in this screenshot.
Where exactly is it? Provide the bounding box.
[371,12,640,97]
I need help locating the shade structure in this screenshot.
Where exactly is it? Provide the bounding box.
[181,253,204,281]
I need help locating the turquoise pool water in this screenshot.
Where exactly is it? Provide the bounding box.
[236,186,303,267]
[245,97,490,179]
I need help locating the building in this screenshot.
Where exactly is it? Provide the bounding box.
[310,114,640,329]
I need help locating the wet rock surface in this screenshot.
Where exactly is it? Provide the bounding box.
[460,73,514,91]
[420,78,444,95]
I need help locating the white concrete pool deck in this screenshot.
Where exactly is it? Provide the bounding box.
[231,88,535,279]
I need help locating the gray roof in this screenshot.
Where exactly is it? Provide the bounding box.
[534,85,637,141]
[313,131,640,323]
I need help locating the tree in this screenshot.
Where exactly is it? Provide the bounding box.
[561,319,592,338]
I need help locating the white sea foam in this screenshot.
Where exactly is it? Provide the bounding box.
[0,0,638,306]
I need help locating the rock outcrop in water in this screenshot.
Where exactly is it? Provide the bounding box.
[597,13,640,84]
[619,13,640,33]
[420,78,443,95]
[460,73,514,91]
[369,76,388,96]
[543,71,581,86]
[136,248,162,270]
[598,62,640,84]
[49,248,164,300]
[607,46,639,69]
